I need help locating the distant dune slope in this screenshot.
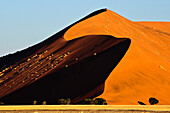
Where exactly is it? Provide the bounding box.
[135,22,170,34]
[65,9,170,105]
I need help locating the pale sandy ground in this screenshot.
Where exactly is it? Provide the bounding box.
[0,105,170,113]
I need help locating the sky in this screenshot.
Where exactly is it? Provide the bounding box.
[0,0,170,57]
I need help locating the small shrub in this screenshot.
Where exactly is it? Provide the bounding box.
[137,101,146,105]
[149,97,159,105]
[42,101,46,105]
[33,100,37,105]
[57,99,66,105]
[82,98,95,105]
[57,98,71,105]
[95,98,107,105]
[66,98,71,105]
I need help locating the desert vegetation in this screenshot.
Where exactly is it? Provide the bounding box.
[94,98,107,105]
[138,97,159,105]
[80,98,107,105]
[149,97,159,105]
[56,98,71,105]
[30,98,107,105]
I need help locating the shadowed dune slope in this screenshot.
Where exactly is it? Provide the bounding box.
[64,9,170,105]
[0,35,130,104]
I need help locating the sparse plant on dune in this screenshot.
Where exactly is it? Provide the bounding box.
[42,101,46,105]
[149,97,159,105]
[80,98,107,105]
[94,98,107,105]
[137,101,146,105]
[57,98,71,105]
[82,98,95,105]
[138,97,159,105]
[66,98,71,105]
[33,100,37,105]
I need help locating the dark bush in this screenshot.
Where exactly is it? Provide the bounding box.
[149,97,159,105]
[95,98,107,105]
[137,101,146,105]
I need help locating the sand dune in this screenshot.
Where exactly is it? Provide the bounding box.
[0,35,130,104]
[0,8,169,105]
[0,9,130,104]
[64,9,170,105]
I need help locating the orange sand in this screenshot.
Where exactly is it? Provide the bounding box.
[64,9,170,105]
[135,21,170,34]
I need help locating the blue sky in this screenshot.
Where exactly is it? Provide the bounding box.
[0,0,170,57]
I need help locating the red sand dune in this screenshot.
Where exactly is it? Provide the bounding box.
[0,9,170,105]
[0,9,131,104]
[65,9,170,105]
[0,35,130,104]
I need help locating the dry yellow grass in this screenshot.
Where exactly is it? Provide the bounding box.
[0,105,170,112]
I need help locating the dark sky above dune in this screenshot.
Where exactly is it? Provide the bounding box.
[0,0,170,57]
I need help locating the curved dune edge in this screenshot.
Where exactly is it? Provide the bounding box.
[0,34,131,104]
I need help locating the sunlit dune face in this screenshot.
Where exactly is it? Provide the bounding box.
[64,9,133,40]
[135,22,170,34]
[65,9,170,105]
